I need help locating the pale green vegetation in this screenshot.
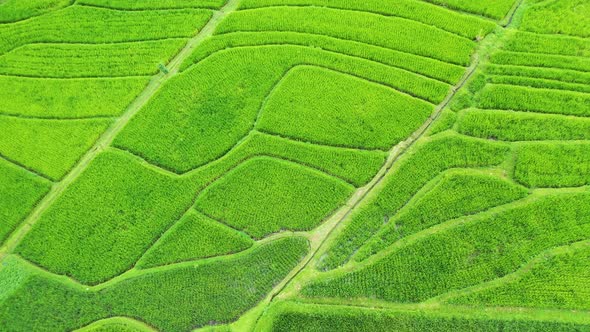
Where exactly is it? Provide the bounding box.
[1,237,309,331]
[216,6,476,65]
[115,45,448,172]
[137,210,254,268]
[513,142,590,188]
[0,116,112,180]
[0,39,187,77]
[520,0,590,37]
[0,7,212,54]
[419,0,517,20]
[356,170,529,260]
[0,76,148,118]
[319,133,510,270]
[450,243,590,310]
[304,190,590,302]
[196,157,354,238]
[260,301,590,331]
[457,109,590,141]
[0,159,50,244]
[16,151,198,284]
[2,0,589,330]
[0,0,70,23]
[237,0,497,39]
[77,0,227,9]
[257,66,433,149]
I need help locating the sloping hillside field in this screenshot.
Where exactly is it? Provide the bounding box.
[1,0,589,331]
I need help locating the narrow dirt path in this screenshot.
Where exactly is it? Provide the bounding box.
[0,0,241,259]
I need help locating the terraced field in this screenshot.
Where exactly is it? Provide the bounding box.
[0,0,588,331]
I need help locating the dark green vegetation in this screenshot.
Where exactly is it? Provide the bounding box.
[1,0,588,331]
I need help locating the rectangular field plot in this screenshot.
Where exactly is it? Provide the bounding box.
[0,76,148,118]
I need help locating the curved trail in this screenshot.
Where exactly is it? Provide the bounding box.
[0,0,242,259]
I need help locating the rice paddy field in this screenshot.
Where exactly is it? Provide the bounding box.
[0,0,589,331]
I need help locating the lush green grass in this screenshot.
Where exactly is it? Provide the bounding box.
[356,170,529,261]
[305,190,590,302]
[457,109,590,141]
[195,156,354,238]
[490,50,590,73]
[16,150,198,285]
[0,0,70,23]
[513,142,590,188]
[257,66,433,150]
[319,133,510,270]
[503,31,590,57]
[181,31,465,84]
[115,45,446,172]
[237,0,496,39]
[450,243,590,310]
[0,159,50,245]
[77,0,227,9]
[137,210,253,268]
[476,84,590,117]
[0,39,187,77]
[0,6,212,54]
[488,75,590,94]
[1,237,309,331]
[520,0,590,38]
[187,130,386,188]
[0,116,112,180]
[215,6,477,65]
[0,76,148,118]
[421,0,517,20]
[261,301,590,332]
[485,64,590,85]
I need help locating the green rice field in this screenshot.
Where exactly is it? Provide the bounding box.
[1,0,589,331]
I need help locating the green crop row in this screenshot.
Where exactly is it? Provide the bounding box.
[513,142,590,188]
[256,66,433,150]
[236,0,496,39]
[490,50,590,73]
[419,0,516,20]
[476,84,590,117]
[503,31,590,57]
[356,170,528,261]
[0,158,50,245]
[137,210,253,269]
[181,32,465,84]
[215,6,476,65]
[450,242,590,310]
[0,0,70,23]
[16,150,199,285]
[304,190,590,302]
[520,0,590,38]
[0,116,112,180]
[260,301,590,332]
[488,75,590,94]
[318,133,510,270]
[485,64,590,85]
[195,156,355,238]
[456,109,590,141]
[77,0,227,9]
[115,45,447,173]
[0,39,187,77]
[0,76,149,119]
[1,237,309,331]
[0,6,211,54]
[192,130,386,187]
